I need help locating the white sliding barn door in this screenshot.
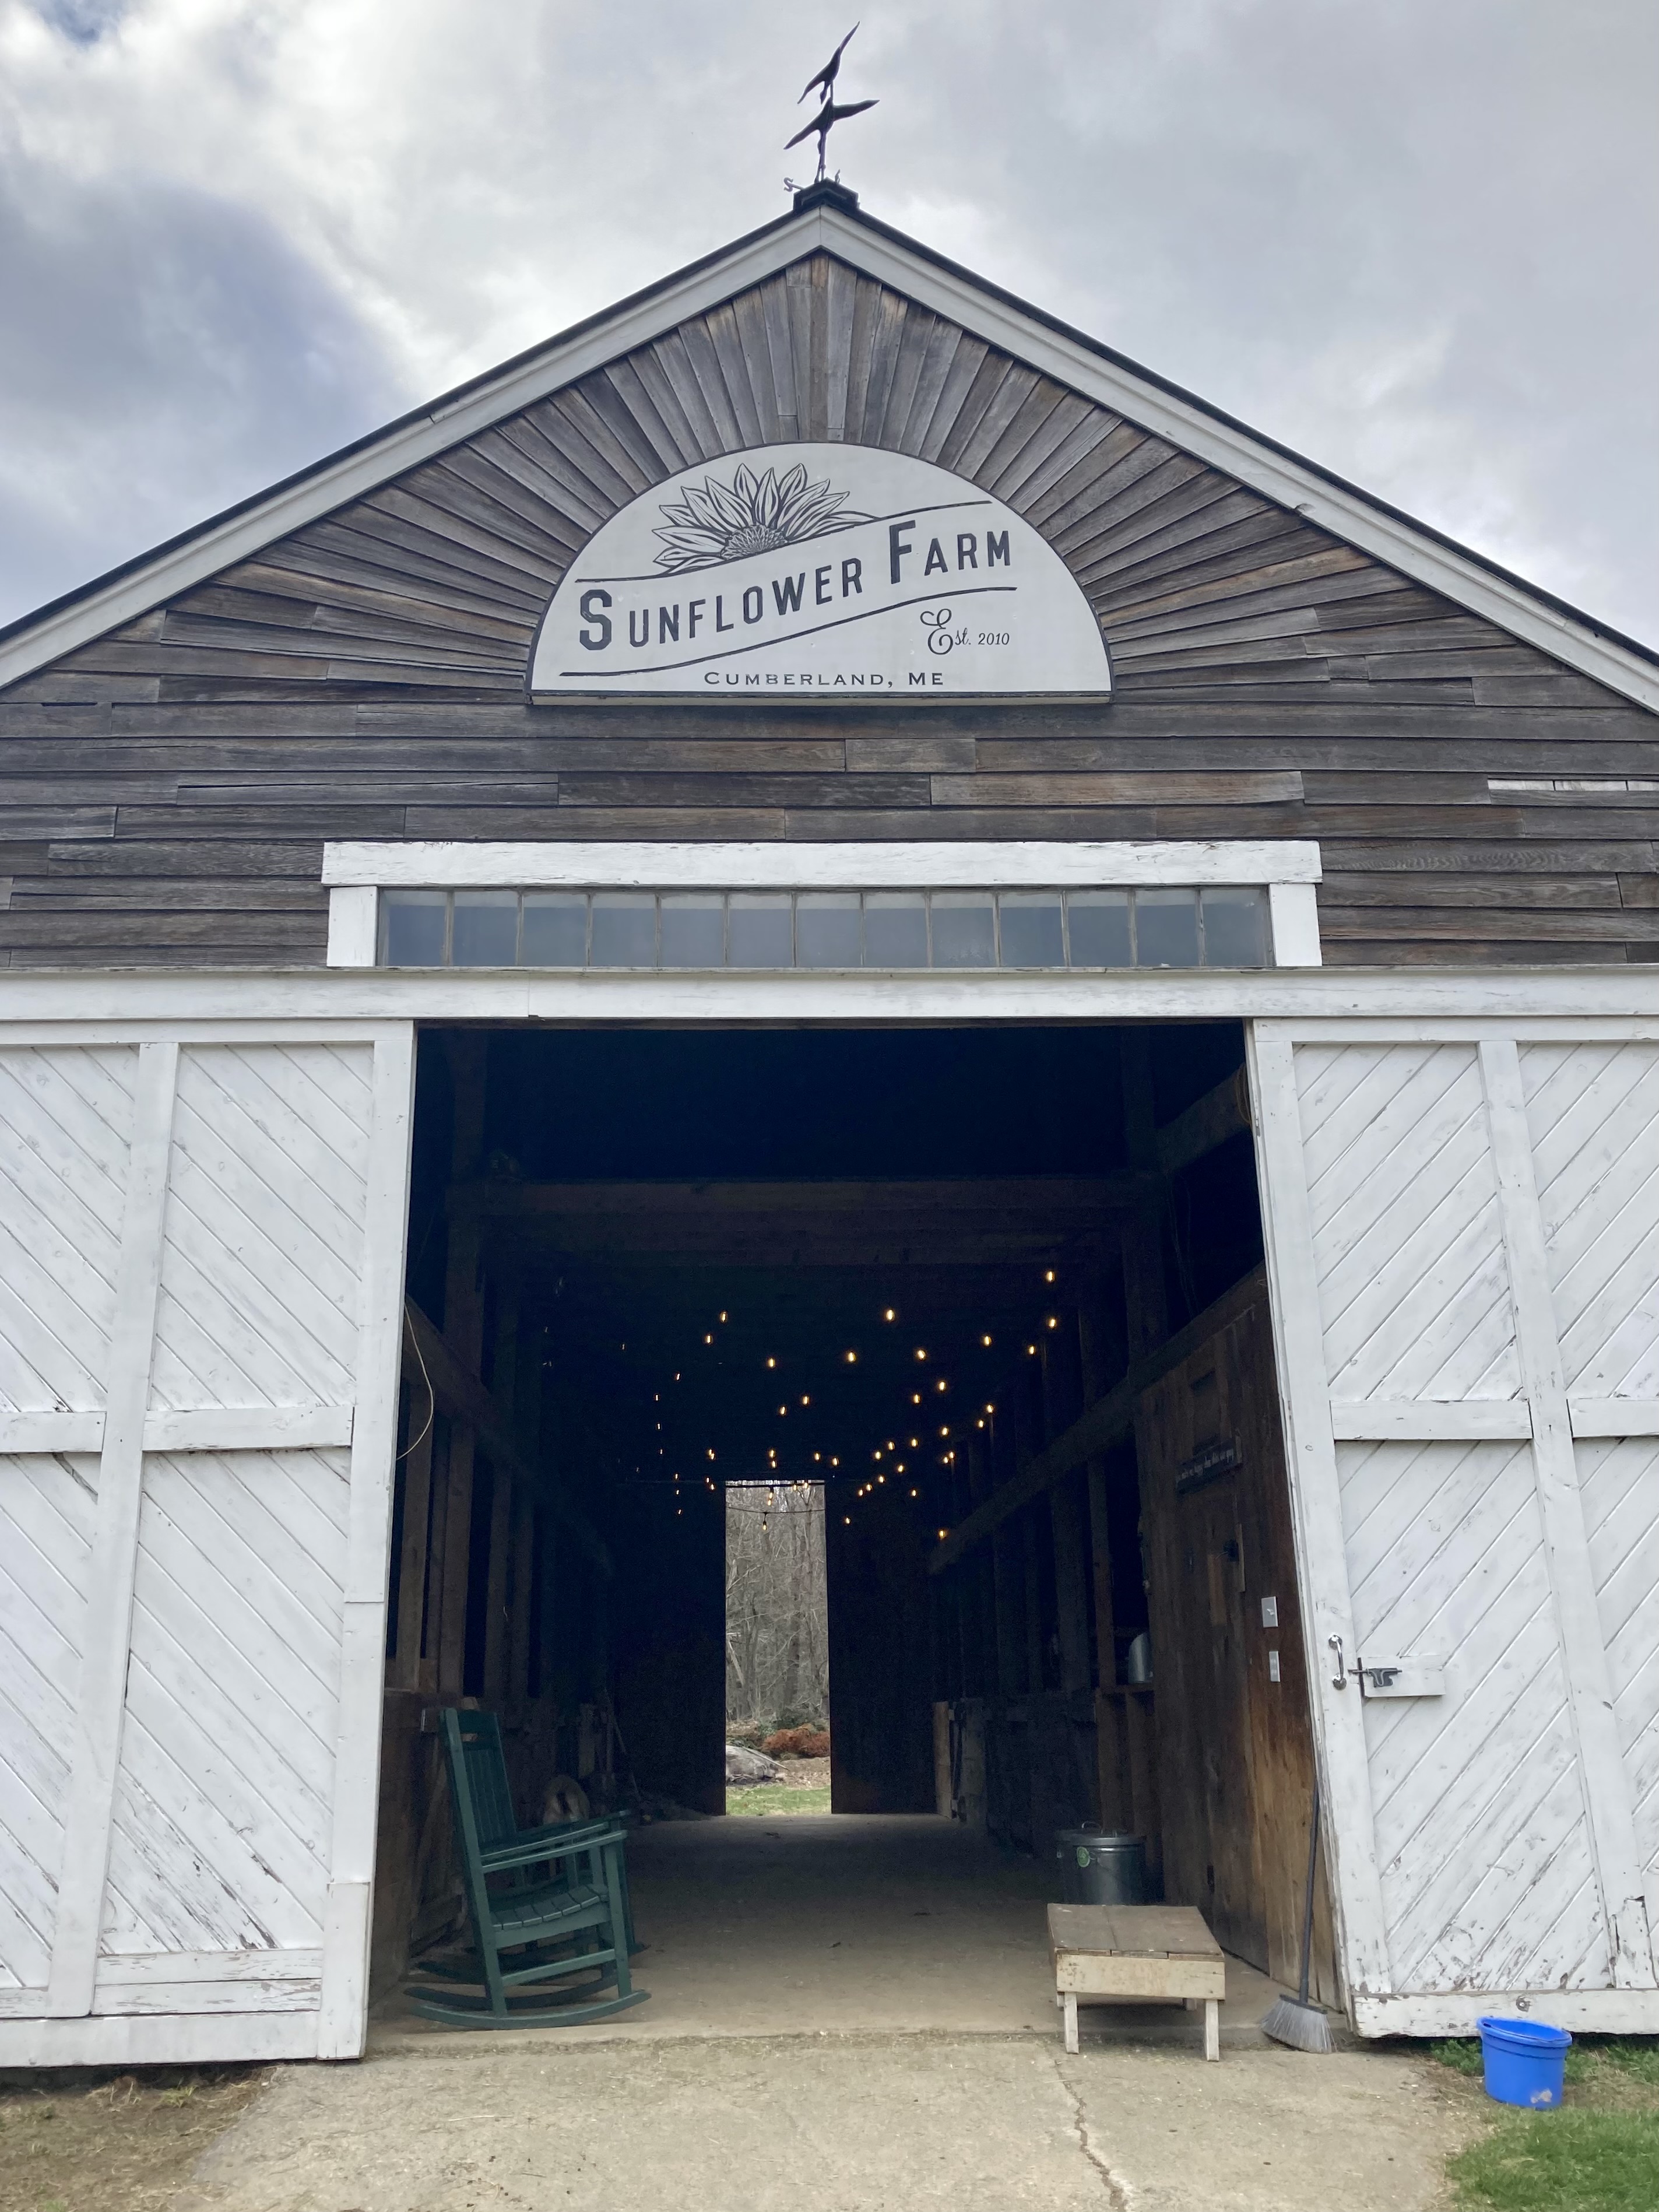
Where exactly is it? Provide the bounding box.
[0,1025,413,2065]
[1251,1025,1659,2037]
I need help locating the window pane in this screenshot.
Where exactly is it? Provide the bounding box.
[931,893,995,968]
[1067,891,1131,968]
[381,891,448,967]
[590,893,656,967]
[727,893,793,968]
[797,893,861,969]
[660,895,725,968]
[999,892,1064,968]
[863,893,927,967]
[1201,888,1268,968]
[521,894,588,967]
[1135,887,1200,967]
[451,890,519,967]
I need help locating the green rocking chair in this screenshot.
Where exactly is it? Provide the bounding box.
[407,1708,649,2027]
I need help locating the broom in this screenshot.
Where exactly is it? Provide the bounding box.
[1262,1776,1335,2052]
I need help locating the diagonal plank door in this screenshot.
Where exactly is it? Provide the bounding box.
[1251,1026,1659,2037]
[0,1026,413,2066]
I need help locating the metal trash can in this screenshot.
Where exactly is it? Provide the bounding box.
[1055,1828,1148,1905]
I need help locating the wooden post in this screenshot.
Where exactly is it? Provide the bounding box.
[436,1035,488,1699]
[1043,1326,1092,1696]
[1078,1299,1123,1692]
[507,1318,546,1706]
[989,1415,1025,1698]
[1120,1034,1169,1357]
[389,1367,435,1693]
[481,1278,519,1707]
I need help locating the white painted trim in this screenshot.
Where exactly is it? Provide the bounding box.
[1571,1399,1659,1437]
[4,970,1659,1028]
[1479,1038,1657,1988]
[317,1024,416,2060]
[3,205,1654,709]
[1354,1989,1659,2039]
[93,1948,324,1985]
[0,1413,104,1453]
[1328,1400,1532,1441]
[1267,882,1322,968]
[45,1040,178,2020]
[0,1407,354,1454]
[1246,1026,1393,2000]
[322,838,1323,891]
[0,2013,321,2065]
[143,1406,355,1452]
[326,886,378,969]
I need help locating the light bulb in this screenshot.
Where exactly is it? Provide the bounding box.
[915,1348,927,1361]
[1045,1270,1056,1284]
[704,1333,712,1344]
[767,1356,776,1368]
[981,1334,992,1347]
[883,1308,896,1322]
[846,1350,857,1363]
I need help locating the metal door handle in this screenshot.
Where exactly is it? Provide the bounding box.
[1328,1634,1347,1690]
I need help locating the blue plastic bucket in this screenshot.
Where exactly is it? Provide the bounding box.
[1476,2015,1572,2108]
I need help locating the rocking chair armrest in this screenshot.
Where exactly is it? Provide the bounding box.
[478,1824,624,1874]
[497,1814,628,1854]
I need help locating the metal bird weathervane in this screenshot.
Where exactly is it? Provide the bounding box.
[786,24,876,186]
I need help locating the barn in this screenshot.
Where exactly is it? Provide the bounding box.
[1,179,1656,2067]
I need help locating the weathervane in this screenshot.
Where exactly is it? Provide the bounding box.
[785,24,876,186]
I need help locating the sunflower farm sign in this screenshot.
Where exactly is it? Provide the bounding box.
[529,443,1112,698]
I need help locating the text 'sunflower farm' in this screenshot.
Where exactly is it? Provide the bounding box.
[529,444,1113,697]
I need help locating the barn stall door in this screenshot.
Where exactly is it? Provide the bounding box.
[0,1027,413,2064]
[1250,1027,1659,2037]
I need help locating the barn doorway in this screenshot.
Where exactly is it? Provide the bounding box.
[374,1022,1333,2026]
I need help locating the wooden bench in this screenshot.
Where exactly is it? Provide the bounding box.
[1049,1903,1225,2059]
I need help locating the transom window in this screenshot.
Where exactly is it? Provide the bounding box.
[378,886,1271,971]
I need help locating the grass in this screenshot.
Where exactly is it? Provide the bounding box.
[1432,2037,1659,2211]
[1446,2113,1659,2210]
[726,1784,834,1816]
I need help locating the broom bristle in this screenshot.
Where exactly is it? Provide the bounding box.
[1261,1995,1335,2053]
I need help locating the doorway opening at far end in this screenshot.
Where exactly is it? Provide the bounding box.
[725,1480,831,1815]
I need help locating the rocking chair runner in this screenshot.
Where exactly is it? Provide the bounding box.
[407,1708,649,2027]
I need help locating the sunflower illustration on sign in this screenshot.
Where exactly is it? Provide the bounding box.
[652,462,871,573]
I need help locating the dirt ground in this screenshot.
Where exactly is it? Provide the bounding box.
[0,2066,267,2212]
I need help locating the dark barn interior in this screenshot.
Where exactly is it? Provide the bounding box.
[372,1021,1336,2010]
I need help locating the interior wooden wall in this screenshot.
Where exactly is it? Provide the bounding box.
[1137,1291,1337,2000]
[3,233,1654,971]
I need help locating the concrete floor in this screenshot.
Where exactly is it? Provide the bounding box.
[171,1818,1475,2211]
[374,1814,1291,2052]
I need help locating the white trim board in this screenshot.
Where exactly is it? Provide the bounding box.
[321,838,1323,890]
[3,971,1659,1028]
[1,205,1654,710]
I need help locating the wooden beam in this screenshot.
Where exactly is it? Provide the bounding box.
[1154,1067,1251,1178]
[403,1298,610,1573]
[929,1267,1267,1574]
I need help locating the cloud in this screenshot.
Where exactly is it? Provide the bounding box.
[0,0,1653,644]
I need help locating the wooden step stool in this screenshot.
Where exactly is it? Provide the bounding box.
[1048,1903,1225,2059]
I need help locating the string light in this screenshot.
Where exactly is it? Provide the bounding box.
[883,1308,897,1322]
[914,1347,927,1361]
[719,1311,727,1322]
[1046,1315,1059,1330]
[846,1350,857,1363]
[767,1356,777,1369]
[936,1379,947,1393]
[981,1333,993,1347]
[1045,1270,1056,1284]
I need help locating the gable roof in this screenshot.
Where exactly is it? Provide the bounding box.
[2,191,1655,710]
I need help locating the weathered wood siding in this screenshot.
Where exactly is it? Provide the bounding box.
[2,250,1654,968]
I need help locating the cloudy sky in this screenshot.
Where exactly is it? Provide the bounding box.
[2,0,1654,644]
